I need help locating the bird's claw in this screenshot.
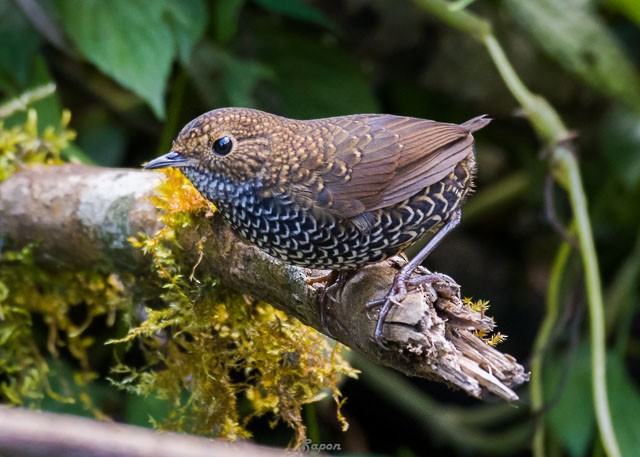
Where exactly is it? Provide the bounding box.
[368,271,452,348]
[367,277,409,348]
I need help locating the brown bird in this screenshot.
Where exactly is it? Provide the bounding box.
[145,108,490,345]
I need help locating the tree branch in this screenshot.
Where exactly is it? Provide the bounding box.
[0,407,287,457]
[0,164,528,400]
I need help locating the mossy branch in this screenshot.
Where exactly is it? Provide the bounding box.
[0,164,527,401]
[410,0,621,455]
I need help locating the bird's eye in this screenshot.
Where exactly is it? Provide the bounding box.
[212,136,233,156]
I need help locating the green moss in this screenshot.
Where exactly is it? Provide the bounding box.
[0,95,356,446]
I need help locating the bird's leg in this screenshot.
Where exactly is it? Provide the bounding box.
[368,209,462,347]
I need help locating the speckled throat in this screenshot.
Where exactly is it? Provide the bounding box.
[181,156,474,271]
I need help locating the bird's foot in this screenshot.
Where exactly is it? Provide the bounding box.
[366,272,411,348]
[408,272,457,289]
[367,270,451,348]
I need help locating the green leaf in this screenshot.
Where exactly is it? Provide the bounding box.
[605,0,640,28]
[60,143,93,165]
[213,0,246,43]
[545,343,640,457]
[222,55,273,108]
[163,0,208,65]
[254,25,378,118]
[504,0,640,109]
[599,105,640,190]
[253,0,335,31]
[607,354,640,457]
[0,0,41,90]
[125,390,173,429]
[76,122,126,167]
[545,344,595,457]
[189,42,273,108]
[56,0,175,118]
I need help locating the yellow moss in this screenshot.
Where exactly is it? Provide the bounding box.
[463,297,507,346]
[0,245,131,412]
[484,332,508,347]
[0,108,75,182]
[463,296,490,315]
[0,97,117,412]
[114,165,357,445]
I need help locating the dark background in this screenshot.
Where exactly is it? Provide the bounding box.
[1,0,639,455]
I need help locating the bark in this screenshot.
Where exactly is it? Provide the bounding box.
[0,164,528,400]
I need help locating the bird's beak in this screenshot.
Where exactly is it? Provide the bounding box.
[144,151,191,169]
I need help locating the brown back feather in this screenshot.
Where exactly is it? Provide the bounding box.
[290,114,489,219]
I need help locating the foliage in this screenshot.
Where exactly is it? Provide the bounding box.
[505,0,640,109]
[56,0,207,118]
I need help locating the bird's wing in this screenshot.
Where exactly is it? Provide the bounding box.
[290,114,489,220]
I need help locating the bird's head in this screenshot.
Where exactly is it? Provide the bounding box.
[145,108,283,184]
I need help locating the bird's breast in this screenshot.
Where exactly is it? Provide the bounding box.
[179,160,473,270]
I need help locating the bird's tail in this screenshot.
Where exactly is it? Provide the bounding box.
[461,114,492,133]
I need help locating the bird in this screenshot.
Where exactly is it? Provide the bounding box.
[144,107,490,346]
